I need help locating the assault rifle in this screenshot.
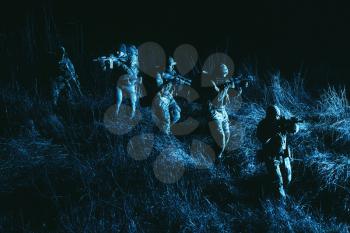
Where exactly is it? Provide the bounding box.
[278,116,304,133]
[163,72,192,86]
[226,74,255,89]
[172,74,192,86]
[93,54,128,69]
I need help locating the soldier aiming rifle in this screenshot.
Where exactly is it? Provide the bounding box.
[152,57,188,135]
[94,44,142,118]
[256,105,302,200]
[226,73,254,89]
[207,64,248,159]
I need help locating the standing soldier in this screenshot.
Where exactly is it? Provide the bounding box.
[113,44,142,118]
[155,57,177,86]
[208,64,244,159]
[94,44,142,118]
[52,46,82,106]
[152,57,182,134]
[256,105,300,200]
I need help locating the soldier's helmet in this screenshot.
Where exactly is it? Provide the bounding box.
[266,105,281,120]
[165,57,176,73]
[127,45,138,56]
[57,46,66,58]
[212,64,229,85]
[116,44,128,58]
[219,64,229,77]
[168,57,177,66]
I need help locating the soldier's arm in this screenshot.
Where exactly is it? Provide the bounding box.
[113,59,122,67]
[67,59,76,74]
[155,73,163,87]
[139,75,143,84]
[163,73,174,81]
[219,83,238,104]
[283,117,300,134]
[114,59,126,69]
[256,120,269,144]
[211,80,220,92]
[291,122,299,134]
[235,87,243,96]
[291,117,301,134]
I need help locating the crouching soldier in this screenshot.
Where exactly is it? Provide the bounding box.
[257,105,300,200]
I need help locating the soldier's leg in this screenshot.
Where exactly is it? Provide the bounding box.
[163,109,171,134]
[65,83,74,103]
[265,158,285,199]
[52,81,64,106]
[222,112,230,146]
[273,160,286,200]
[169,98,181,124]
[209,118,225,159]
[153,96,171,134]
[52,84,59,106]
[283,157,292,185]
[220,111,230,158]
[129,86,137,118]
[272,136,287,199]
[159,104,171,134]
[115,86,123,116]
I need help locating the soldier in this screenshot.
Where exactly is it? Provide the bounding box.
[256,105,300,200]
[155,57,177,87]
[208,64,243,159]
[52,46,82,106]
[113,44,142,118]
[152,57,182,134]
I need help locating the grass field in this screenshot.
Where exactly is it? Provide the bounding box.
[0,73,349,232]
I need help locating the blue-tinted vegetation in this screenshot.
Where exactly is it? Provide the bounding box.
[0,71,349,232]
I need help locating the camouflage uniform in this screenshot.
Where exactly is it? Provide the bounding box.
[208,64,242,159]
[52,47,82,105]
[155,57,177,87]
[257,105,299,200]
[153,57,181,134]
[114,44,142,118]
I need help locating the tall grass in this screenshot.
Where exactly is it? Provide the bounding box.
[0,72,350,232]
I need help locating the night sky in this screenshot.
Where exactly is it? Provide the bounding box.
[1,0,350,89]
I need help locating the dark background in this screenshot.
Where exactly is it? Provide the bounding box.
[1,0,350,91]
